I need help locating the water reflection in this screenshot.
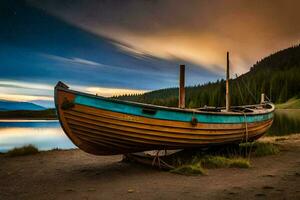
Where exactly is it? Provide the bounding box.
[267,109,300,136]
[0,110,299,152]
[0,120,59,128]
[0,120,75,153]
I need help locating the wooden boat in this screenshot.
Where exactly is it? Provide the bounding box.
[55,53,274,155]
[55,86,274,155]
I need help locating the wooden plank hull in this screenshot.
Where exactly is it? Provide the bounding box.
[55,82,275,155]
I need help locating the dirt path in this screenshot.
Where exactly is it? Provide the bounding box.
[1,135,300,200]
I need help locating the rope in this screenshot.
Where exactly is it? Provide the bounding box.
[151,150,175,169]
[265,95,271,102]
[152,151,161,168]
[235,74,244,104]
[243,112,253,160]
[226,64,254,160]
[159,159,175,170]
[243,112,248,143]
[230,62,256,103]
[247,140,254,161]
[240,76,257,103]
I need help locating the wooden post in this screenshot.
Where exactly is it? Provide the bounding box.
[226,52,230,112]
[179,64,185,109]
[261,93,265,104]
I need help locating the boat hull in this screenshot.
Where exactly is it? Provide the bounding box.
[55,83,274,155]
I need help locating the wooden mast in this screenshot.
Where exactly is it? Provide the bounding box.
[226,52,230,112]
[179,64,185,109]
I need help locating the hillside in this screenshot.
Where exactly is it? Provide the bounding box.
[29,100,55,109]
[276,98,300,109]
[0,109,57,119]
[0,100,46,111]
[117,45,300,108]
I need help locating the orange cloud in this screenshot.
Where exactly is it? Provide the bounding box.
[30,0,300,75]
[81,86,147,97]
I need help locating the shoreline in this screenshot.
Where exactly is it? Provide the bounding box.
[0,117,57,120]
[1,134,300,199]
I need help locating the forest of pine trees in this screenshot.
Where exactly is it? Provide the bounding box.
[116,45,300,108]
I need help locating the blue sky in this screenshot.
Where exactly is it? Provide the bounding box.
[0,0,221,106]
[1,0,299,107]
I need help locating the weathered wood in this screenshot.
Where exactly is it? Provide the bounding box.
[55,82,275,155]
[179,64,185,109]
[226,52,230,112]
[64,107,272,135]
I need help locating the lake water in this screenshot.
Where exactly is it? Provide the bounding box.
[267,109,300,136]
[0,109,299,153]
[0,120,75,153]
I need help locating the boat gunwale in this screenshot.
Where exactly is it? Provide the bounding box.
[55,84,275,117]
[64,108,273,134]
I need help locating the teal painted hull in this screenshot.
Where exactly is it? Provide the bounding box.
[75,95,274,124]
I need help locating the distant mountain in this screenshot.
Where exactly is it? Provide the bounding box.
[117,44,300,107]
[0,100,46,111]
[30,100,55,109]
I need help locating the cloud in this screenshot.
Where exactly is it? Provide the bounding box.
[113,42,150,59]
[0,80,53,102]
[85,87,147,97]
[42,54,103,67]
[40,53,180,80]
[71,85,148,97]
[0,85,146,102]
[72,57,102,66]
[29,0,300,75]
[0,79,147,102]
[0,94,52,102]
[0,80,53,91]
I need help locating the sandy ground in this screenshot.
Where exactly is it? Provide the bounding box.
[1,135,300,200]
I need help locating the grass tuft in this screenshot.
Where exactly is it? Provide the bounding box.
[229,158,250,168]
[201,156,229,168]
[254,142,280,157]
[171,154,250,175]
[166,144,256,175]
[6,145,39,157]
[171,163,206,175]
[167,141,280,175]
[201,156,250,169]
[239,141,280,157]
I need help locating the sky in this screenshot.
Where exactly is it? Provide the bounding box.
[1,0,299,107]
